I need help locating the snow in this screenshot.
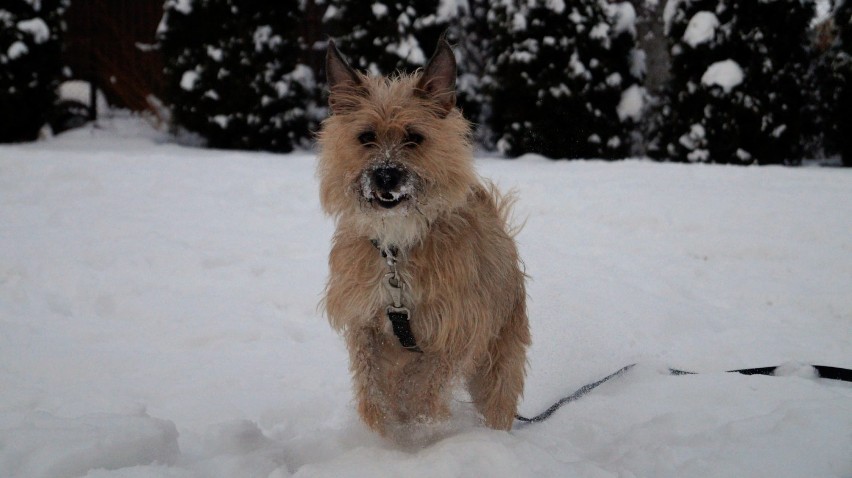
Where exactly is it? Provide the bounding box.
[6,40,28,60]
[172,0,193,15]
[435,0,460,21]
[568,51,589,79]
[545,0,566,15]
[679,122,706,152]
[617,84,644,122]
[206,46,223,62]
[682,11,719,47]
[608,2,637,37]
[287,64,316,89]
[385,34,425,65]
[590,22,611,43]
[736,148,752,162]
[569,9,584,25]
[180,70,199,91]
[606,72,622,87]
[24,0,43,12]
[701,59,744,93]
[58,80,110,113]
[3,412,180,477]
[322,5,338,21]
[663,0,683,35]
[629,48,646,78]
[813,0,833,26]
[1,116,851,477]
[371,3,388,18]
[511,12,526,32]
[253,26,282,52]
[212,114,230,128]
[16,17,50,44]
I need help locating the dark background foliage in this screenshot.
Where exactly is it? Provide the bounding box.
[649,0,816,165]
[3,0,850,166]
[485,0,641,159]
[0,0,68,143]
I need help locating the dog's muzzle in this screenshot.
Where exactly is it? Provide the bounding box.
[361,164,414,210]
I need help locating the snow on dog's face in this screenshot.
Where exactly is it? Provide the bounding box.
[317,39,475,246]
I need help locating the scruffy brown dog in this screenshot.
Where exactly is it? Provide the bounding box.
[317,38,530,437]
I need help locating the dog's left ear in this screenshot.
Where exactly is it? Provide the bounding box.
[416,39,457,114]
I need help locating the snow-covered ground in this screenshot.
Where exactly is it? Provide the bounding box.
[1,117,850,477]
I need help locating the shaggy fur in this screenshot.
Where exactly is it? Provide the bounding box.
[317,39,530,436]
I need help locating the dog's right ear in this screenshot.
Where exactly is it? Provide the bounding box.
[326,40,363,113]
[326,39,359,89]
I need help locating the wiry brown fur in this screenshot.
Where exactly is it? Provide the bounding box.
[317,40,530,437]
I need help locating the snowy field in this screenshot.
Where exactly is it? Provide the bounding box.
[1,117,850,477]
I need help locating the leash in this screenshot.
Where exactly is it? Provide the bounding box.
[515,363,852,425]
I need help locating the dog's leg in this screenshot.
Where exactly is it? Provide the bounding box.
[398,357,453,424]
[468,300,530,430]
[346,325,392,435]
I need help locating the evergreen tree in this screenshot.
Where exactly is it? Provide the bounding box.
[820,0,852,166]
[322,0,449,75]
[651,0,815,165]
[158,0,315,152]
[0,0,68,143]
[445,0,490,143]
[486,0,642,159]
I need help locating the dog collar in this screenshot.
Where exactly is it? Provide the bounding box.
[371,239,422,353]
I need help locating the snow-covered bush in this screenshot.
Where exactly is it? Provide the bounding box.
[444,0,490,142]
[0,0,67,142]
[158,0,315,152]
[485,0,643,159]
[323,0,450,75]
[816,0,852,166]
[651,0,816,165]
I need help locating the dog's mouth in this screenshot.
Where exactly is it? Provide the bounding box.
[372,191,409,209]
[360,164,417,212]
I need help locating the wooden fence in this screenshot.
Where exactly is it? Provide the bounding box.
[64,0,165,112]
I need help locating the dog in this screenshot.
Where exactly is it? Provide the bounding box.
[317,38,530,437]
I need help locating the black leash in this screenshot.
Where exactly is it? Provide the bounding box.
[514,364,636,424]
[515,363,852,425]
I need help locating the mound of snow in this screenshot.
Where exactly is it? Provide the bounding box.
[0,412,179,478]
[617,84,644,121]
[16,17,51,44]
[58,80,110,112]
[683,11,719,47]
[701,59,744,93]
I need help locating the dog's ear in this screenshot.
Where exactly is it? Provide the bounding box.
[326,39,360,90]
[416,39,457,114]
[326,40,364,113]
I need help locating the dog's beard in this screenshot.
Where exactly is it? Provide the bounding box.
[349,166,434,248]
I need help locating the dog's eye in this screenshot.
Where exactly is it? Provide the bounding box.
[357,131,377,146]
[404,130,424,148]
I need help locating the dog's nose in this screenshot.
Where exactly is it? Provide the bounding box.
[372,167,403,191]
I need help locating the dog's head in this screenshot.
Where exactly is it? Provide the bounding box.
[317,39,474,245]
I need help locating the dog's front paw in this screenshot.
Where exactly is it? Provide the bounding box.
[357,398,388,435]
